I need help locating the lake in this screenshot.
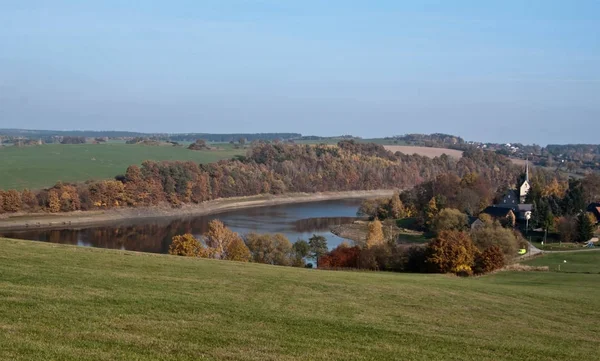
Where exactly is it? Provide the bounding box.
[0,199,364,254]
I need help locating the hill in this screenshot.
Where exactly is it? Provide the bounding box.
[0,143,243,190]
[0,238,598,361]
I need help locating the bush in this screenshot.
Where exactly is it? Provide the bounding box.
[432,208,468,234]
[425,230,477,275]
[470,221,520,257]
[319,245,361,269]
[169,234,205,257]
[474,245,505,274]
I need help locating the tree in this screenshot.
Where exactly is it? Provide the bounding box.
[2,189,22,213]
[505,210,516,229]
[20,189,37,211]
[245,233,294,266]
[424,197,439,229]
[169,234,205,257]
[388,192,405,219]
[308,234,329,267]
[366,219,384,248]
[292,240,310,266]
[425,230,477,275]
[474,245,505,274]
[432,208,468,234]
[470,221,521,257]
[224,237,251,262]
[48,190,61,213]
[576,212,595,243]
[204,220,242,259]
[557,216,577,243]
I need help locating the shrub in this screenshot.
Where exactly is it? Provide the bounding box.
[474,245,505,274]
[432,208,468,234]
[470,221,520,257]
[169,234,205,257]
[318,245,361,269]
[425,230,477,275]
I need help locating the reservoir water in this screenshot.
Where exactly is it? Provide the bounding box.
[0,199,363,254]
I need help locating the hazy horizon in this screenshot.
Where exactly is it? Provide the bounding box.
[1,1,599,145]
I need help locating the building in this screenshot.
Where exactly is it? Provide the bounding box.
[481,161,533,222]
[586,203,600,224]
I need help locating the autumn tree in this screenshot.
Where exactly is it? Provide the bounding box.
[424,197,439,229]
[388,192,406,219]
[366,219,384,248]
[223,237,251,262]
[245,233,294,266]
[432,208,468,234]
[557,216,577,243]
[169,234,205,257]
[2,189,22,213]
[47,190,61,213]
[20,189,37,211]
[204,220,243,259]
[425,230,477,275]
[470,221,521,257]
[474,245,505,274]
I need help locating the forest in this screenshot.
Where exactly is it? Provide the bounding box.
[0,141,526,214]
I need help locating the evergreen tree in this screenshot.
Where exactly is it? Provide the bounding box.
[576,212,594,243]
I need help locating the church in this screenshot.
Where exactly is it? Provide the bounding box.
[482,161,533,222]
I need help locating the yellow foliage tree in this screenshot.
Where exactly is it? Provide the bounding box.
[169,234,205,257]
[204,220,242,259]
[388,192,406,219]
[366,219,384,248]
[48,190,61,213]
[224,237,251,262]
[425,197,439,228]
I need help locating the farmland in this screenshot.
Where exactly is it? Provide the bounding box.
[383,145,464,159]
[0,237,598,361]
[0,143,244,190]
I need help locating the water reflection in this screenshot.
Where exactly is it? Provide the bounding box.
[1,200,363,253]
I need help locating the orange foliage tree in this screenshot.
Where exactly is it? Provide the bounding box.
[169,234,205,257]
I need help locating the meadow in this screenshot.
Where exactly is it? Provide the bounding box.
[0,237,598,361]
[0,143,244,190]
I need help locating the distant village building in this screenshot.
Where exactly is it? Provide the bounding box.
[481,161,533,222]
[586,203,600,224]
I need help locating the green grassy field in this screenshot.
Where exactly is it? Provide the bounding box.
[1,238,598,361]
[0,144,244,190]
[522,250,600,273]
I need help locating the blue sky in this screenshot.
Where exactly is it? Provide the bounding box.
[0,1,598,144]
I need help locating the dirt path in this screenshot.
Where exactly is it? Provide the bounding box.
[0,190,395,231]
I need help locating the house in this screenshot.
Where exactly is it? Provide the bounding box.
[480,161,533,222]
[586,203,600,224]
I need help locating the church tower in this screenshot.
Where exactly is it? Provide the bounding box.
[519,159,531,203]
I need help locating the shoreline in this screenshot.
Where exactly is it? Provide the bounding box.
[0,190,394,232]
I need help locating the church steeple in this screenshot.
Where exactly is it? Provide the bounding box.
[525,158,529,182]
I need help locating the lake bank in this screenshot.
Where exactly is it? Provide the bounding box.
[0,190,394,232]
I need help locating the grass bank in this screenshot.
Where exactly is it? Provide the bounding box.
[0,143,244,190]
[0,238,598,360]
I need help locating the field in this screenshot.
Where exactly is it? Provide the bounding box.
[0,143,244,190]
[0,238,598,361]
[383,145,464,159]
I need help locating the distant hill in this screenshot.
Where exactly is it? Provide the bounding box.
[0,129,302,142]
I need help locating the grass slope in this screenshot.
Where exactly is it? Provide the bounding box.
[0,239,599,361]
[0,144,243,190]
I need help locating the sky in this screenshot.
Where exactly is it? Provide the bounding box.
[0,1,599,144]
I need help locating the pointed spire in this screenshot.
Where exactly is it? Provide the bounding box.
[525,157,529,182]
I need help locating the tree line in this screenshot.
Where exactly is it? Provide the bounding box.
[0,141,525,215]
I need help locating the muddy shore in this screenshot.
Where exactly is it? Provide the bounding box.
[0,190,394,231]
